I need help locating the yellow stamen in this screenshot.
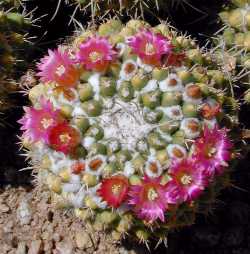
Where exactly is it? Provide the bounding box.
[112,184,121,195]
[145,43,155,55]
[89,51,103,62]
[41,118,54,129]
[180,174,192,185]
[59,133,71,144]
[147,188,158,201]
[55,65,66,76]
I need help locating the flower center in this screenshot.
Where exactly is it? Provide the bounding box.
[147,187,158,201]
[145,43,156,55]
[89,51,103,62]
[55,65,66,76]
[59,133,71,144]
[112,184,121,196]
[41,117,54,129]
[206,146,217,158]
[180,174,192,185]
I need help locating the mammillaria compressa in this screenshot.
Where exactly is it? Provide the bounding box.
[19,20,239,242]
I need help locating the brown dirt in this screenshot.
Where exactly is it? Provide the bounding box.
[0,186,147,254]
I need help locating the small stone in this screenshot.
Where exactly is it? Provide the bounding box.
[28,240,42,254]
[17,199,32,225]
[16,242,27,254]
[3,220,14,233]
[0,204,10,213]
[75,231,92,249]
[55,240,73,254]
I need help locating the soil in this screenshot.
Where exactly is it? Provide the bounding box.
[0,186,150,254]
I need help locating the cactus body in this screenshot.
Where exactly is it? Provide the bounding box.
[217,1,250,103]
[66,0,186,19]
[19,20,240,242]
[0,0,32,114]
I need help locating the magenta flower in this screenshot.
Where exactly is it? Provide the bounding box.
[127,29,172,66]
[192,125,232,177]
[37,47,79,87]
[166,159,207,204]
[76,36,116,72]
[18,98,62,144]
[128,175,168,222]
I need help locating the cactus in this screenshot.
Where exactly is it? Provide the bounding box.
[0,0,32,114]
[19,19,241,243]
[64,0,188,20]
[216,0,250,104]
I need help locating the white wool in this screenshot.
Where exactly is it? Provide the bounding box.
[82,136,95,149]
[70,174,81,184]
[70,189,86,208]
[88,73,100,99]
[99,99,154,150]
[141,79,158,93]
[62,183,81,193]
[123,161,135,177]
[157,130,173,143]
[72,103,86,117]
[102,97,114,110]
[116,79,124,90]
[49,152,72,175]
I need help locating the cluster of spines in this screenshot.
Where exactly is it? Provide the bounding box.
[0,0,32,113]
[217,0,250,104]
[64,0,187,20]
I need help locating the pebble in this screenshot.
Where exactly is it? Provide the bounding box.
[0,203,10,213]
[75,231,92,249]
[55,240,73,254]
[17,199,32,225]
[28,240,42,254]
[16,242,27,254]
[3,220,14,233]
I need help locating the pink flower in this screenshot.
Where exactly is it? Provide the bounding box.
[18,98,62,144]
[166,159,207,203]
[127,29,172,66]
[37,47,79,87]
[76,36,116,72]
[128,175,168,222]
[48,122,81,155]
[192,125,232,177]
